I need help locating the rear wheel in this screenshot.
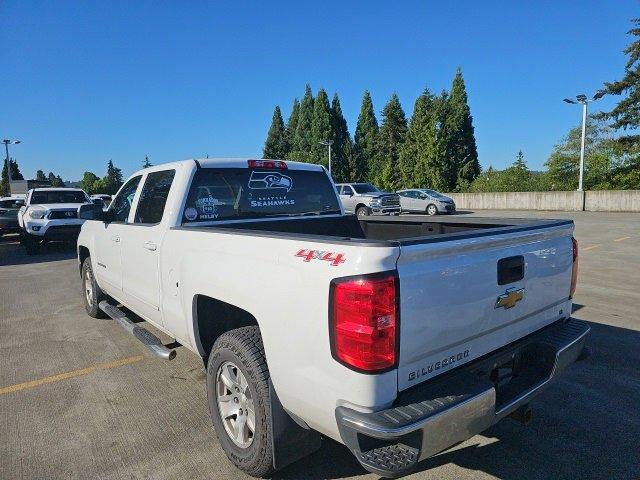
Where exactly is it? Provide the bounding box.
[206,326,274,478]
[81,257,107,318]
[426,204,437,216]
[356,206,370,217]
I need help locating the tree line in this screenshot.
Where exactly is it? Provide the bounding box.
[454,16,640,193]
[470,119,639,192]
[263,69,481,192]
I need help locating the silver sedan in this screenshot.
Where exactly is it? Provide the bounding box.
[396,189,456,215]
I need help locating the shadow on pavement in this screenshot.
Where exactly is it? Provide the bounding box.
[276,320,639,479]
[0,239,77,267]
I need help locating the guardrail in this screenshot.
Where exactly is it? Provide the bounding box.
[445,190,640,212]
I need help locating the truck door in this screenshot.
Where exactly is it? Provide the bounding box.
[120,169,176,326]
[94,176,142,293]
[339,185,356,213]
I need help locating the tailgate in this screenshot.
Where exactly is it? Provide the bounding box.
[396,221,575,391]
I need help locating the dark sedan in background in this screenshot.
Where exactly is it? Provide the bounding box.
[0,198,24,237]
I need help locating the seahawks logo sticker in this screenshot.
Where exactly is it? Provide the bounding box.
[248,171,293,192]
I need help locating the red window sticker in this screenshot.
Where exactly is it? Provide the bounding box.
[295,249,345,267]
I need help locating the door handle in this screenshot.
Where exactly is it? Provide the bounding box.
[143,241,157,251]
[111,235,120,243]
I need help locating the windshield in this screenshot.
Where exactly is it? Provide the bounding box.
[0,199,22,209]
[182,168,341,223]
[31,190,88,204]
[422,189,447,199]
[352,183,380,194]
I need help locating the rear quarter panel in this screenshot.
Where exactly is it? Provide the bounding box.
[160,228,401,441]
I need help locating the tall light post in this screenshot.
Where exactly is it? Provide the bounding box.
[563,92,604,191]
[319,140,334,177]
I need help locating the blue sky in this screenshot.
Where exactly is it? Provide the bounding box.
[1,1,634,181]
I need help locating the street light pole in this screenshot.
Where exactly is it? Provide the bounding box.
[3,139,21,187]
[563,92,604,192]
[319,140,334,177]
[578,101,588,192]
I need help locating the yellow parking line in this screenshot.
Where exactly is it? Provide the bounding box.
[582,244,601,251]
[0,355,144,396]
[613,236,631,242]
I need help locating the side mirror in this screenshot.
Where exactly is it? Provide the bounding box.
[79,203,110,221]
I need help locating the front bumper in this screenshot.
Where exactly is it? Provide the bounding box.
[441,203,456,213]
[25,224,82,241]
[370,207,401,216]
[335,319,590,477]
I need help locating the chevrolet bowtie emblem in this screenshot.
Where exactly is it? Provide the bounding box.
[495,287,524,309]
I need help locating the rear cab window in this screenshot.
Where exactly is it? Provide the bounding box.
[182,167,340,223]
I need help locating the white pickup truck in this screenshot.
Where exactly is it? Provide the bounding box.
[77,158,589,478]
[19,187,92,254]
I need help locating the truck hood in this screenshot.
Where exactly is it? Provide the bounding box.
[29,203,89,211]
[360,192,397,198]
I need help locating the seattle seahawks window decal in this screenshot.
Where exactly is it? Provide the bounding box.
[248,171,293,192]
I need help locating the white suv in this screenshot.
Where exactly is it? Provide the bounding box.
[18,187,92,254]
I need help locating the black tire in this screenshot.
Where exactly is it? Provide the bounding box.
[356,206,370,217]
[23,233,41,255]
[81,257,107,318]
[426,204,438,216]
[206,326,274,478]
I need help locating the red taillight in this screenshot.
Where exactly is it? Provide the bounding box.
[330,273,398,373]
[248,159,288,169]
[570,237,579,298]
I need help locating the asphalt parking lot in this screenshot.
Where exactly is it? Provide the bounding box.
[1,210,638,480]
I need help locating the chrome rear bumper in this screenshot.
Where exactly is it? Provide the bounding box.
[335,319,590,478]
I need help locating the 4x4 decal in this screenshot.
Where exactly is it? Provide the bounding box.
[295,249,345,266]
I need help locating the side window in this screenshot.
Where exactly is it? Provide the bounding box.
[134,170,176,224]
[346,186,355,195]
[109,176,142,222]
[337,186,345,195]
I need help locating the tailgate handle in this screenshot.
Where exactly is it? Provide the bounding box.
[497,255,524,285]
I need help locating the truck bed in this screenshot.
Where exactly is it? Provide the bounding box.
[180,214,571,245]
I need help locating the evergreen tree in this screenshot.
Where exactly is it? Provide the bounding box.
[143,155,152,168]
[354,90,379,182]
[447,69,480,188]
[375,93,407,190]
[599,18,640,147]
[47,172,64,187]
[429,91,455,191]
[36,170,46,182]
[400,89,451,191]
[263,105,289,159]
[103,160,123,195]
[400,91,433,188]
[291,85,315,162]
[284,98,300,158]
[311,89,334,168]
[330,93,356,182]
[1,159,24,196]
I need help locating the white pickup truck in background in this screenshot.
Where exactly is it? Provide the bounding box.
[18,187,92,254]
[76,158,589,478]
